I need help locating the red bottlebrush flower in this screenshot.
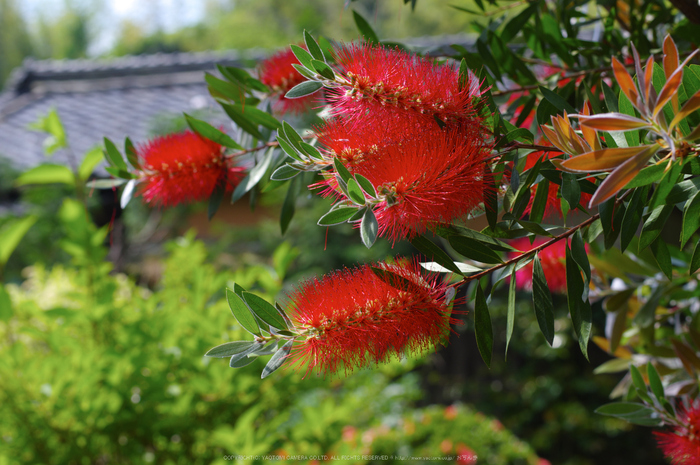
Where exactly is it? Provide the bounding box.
[655,402,700,465]
[521,142,592,219]
[284,260,459,376]
[327,43,483,129]
[314,117,493,243]
[456,443,478,465]
[508,238,568,293]
[259,46,314,114]
[137,130,245,207]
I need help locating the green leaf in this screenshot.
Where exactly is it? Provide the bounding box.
[595,402,649,416]
[561,173,581,210]
[639,205,673,251]
[270,164,300,181]
[290,44,315,70]
[449,236,503,264]
[226,288,261,336]
[15,164,74,186]
[649,161,682,210]
[346,178,366,205]
[539,86,576,113]
[280,175,300,235]
[103,137,128,171]
[318,207,360,226]
[360,208,378,248]
[86,178,127,189]
[505,267,516,359]
[474,284,493,368]
[277,137,302,161]
[304,30,325,61]
[620,186,648,252]
[242,292,288,331]
[500,3,535,42]
[285,81,323,99]
[624,163,666,188]
[532,253,555,345]
[690,238,700,274]
[529,179,550,224]
[205,341,256,358]
[232,148,275,202]
[352,10,379,44]
[28,108,67,155]
[104,167,135,179]
[120,179,136,209]
[185,113,243,149]
[221,104,263,139]
[566,245,590,359]
[261,340,294,379]
[682,190,700,248]
[311,59,335,80]
[0,285,12,321]
[299,142,323,160]
[355,174,377,198]
[633,284,664,328]
[207,182,225,220]
[78,147,104,181]
[646,362,665,401]
[410,235,463,275]
[124,137,141,171]
[650,237,672,280]
[0,215,37,267]
[420,262,482,274]
[333,158,353,183]
[599,197,625,249]
[630,364,646,391]
[483,164,498,228]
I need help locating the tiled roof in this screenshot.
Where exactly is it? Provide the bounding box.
[0,50,266,173]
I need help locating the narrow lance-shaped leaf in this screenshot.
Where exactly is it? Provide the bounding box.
[410,235,463,275]
[611,57,641,114]
[286,81,323,99]
[669,89,700,130]
[242,292,289,331]
[474,283,493,368]
[579,114,652,131]
[505,267,516,359]
[360,208,378,248]
[352,10,379,45]
[589,144,659,207]
[303,30,325,61]
[226,288,261,336]
[663,34,680,112]
[532,253,555,346]
[261,340,294,379]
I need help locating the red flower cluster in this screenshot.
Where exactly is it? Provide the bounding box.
[509,237,568,293]
[137,130,245,207]
[284,260,458,376]
[316,117,491,242]
[327,43,482,128]
[259,46,314,114]
[655,402,700,465]
[315,42,491,243]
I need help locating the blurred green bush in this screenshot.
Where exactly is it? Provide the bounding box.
[0,198,540,464]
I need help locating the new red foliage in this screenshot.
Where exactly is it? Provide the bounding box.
[137,130,244,207]
[283,260,458,376]
[655,402,700,465]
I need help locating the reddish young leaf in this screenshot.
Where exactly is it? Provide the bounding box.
[612,57,640,112]
[542,124,572,154]
[559,146,652,173]
[670,90,700,130]
[684,124,700,142]
[588,144,660,207]
[643,56,655,108]
[581,102,602,151]
[663,34,680,112]
[580,114,651,131]
[653,66,684,120]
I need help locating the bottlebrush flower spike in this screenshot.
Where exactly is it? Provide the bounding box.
[314,117,492,243]
[509,238,568,293]
[284,260,459,376]
[259,46,315,114]
[137,130,245,207]
[327,43,483,128]
[654,401,700,465]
